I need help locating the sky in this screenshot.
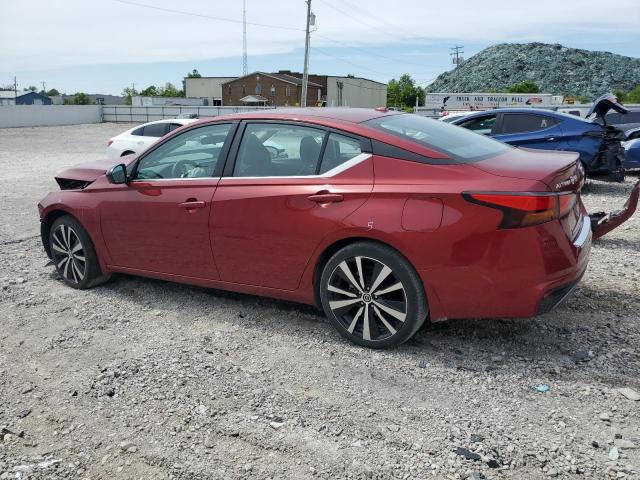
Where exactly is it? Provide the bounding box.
[1,0,639,96]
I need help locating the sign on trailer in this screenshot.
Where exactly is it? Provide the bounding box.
[426,93,562,111]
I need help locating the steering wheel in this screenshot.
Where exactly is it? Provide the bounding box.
[171,159,198,178]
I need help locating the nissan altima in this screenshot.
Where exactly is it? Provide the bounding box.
[38,108,638,348]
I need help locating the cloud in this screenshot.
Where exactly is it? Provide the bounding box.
[1,0,638,72]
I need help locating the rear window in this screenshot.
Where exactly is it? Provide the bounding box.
[143,122,169,137]
[499,114,558,134]
[364,114,510,163]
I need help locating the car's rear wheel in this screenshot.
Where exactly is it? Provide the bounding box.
[49,216,108,289]
[319,241,428,348]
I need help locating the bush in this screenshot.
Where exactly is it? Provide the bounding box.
[506,81,540,93]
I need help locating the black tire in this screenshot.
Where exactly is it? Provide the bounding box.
[49,215,109,289]
[319,241,428,348]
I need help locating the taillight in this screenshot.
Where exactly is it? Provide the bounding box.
[463,192,577,229]
[107,139,113,147]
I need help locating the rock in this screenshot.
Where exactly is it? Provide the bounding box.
[491,355,503,362]
[599,412,611,422]
[486,459,500,468]
[614,439,636,449]
[425,42,640,98]
[387,424,400,432]
[467,473,484,480]
[470,434,484,443]
[269,421,284,430]
[204,434,214,449]
[418,359,428,369]
[119,441,136,452]
[573,350,593,363]
[17,409,31,418]
[617,388,640,401]
[454,447,481,461]
[547,468,559,477]
[591,440,600,448]
[608,447,619,461]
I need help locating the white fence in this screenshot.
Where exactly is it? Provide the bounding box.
[0,105,102,128]
[102,105,274,123]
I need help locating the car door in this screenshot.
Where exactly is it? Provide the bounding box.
[99,122,236,279]
[210,121,374,290]
[493,113,563,150]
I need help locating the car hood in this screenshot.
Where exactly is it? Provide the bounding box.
[55,156,136,184]
[587,93,629,121]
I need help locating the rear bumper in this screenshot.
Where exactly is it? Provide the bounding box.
[537,268,585,315]
[420,215,592,322]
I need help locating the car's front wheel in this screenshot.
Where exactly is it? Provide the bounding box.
[319,241,428,348]
[49,216,108,289]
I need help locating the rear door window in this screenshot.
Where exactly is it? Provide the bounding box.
[233,123,326,177]
[142,122,169,137]
[319,133,362,174]
[499,114,559,134]
[168,123,184,132]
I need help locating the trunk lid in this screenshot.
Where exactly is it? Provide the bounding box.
[471,147,584,192]
[587,93,629,123]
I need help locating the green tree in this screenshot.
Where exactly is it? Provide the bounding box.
[386,74,424,109]
[23,85,37,92]
[187,69,201,78]
[614,90,627,102]
[160,82,183,97]
[140,85,159,96]
[72,92,92,105]
[121,86,138,105]
[625,85,640,103]
[506,81,540,93]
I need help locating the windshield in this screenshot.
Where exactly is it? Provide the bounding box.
[365,114,511,162]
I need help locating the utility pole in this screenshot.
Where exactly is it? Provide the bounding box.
[242,0,248,76]
[14,76,17,99]
[41,81,46,94]
[301,0,312,107]
[450,45,464,67]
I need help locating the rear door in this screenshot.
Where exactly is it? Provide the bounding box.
[493,112,564,150]
[210,121,374,290]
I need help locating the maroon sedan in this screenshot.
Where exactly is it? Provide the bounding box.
[38,108,638,348]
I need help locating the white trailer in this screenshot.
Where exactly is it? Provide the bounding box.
[424,93,563,112]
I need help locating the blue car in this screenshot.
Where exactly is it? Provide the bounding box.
[623,126,640,169]
[450,94,629,180]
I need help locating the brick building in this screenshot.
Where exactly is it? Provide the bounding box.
[222,71,324,107]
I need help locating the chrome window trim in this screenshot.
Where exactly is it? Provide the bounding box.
[129,176,221,183]
[226,153,372,180]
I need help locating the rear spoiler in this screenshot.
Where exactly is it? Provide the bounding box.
[590,180,639,239]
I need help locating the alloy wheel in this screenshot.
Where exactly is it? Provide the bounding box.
[51,224,86,284]
[326,256,407,342]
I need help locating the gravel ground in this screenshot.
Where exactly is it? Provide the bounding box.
[0,123,639,480]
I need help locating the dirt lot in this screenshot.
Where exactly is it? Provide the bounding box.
[0,123,639,480]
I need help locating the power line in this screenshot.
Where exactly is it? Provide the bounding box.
[451,45,464,66]
[111,0,304,32]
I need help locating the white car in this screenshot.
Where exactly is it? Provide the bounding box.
[106,119,197,159]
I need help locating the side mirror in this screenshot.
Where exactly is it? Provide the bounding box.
[107,163,128,184]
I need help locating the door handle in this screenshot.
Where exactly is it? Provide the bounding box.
[179,200,206,209]
[307,192,344,203]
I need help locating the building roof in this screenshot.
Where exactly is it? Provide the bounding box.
[0,91,17,98]
[240,95,269,103]
[223,72,323,88]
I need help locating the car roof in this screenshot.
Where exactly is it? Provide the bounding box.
[453,108,591,124]
[192,107,400,126]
